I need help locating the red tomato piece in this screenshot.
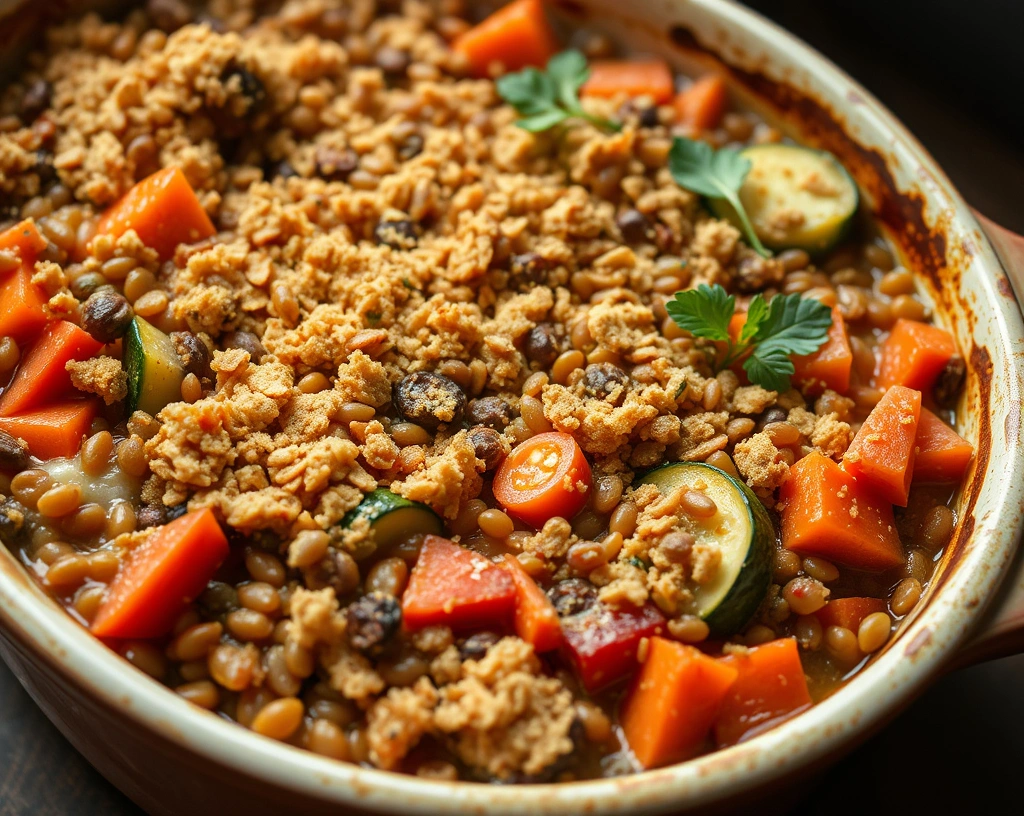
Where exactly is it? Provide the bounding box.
[402,535,516,631]
[560,602,666,693]
[493,432,592,528]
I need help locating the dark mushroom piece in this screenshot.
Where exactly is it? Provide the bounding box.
[374,218,418,250]
[221,330,267,363]
[0,430,29,472]
[393,371,466,431]
[547,578,598,617]
[81,291,134,343]
[466,396,513,430]
[468,426,506,471]
[171,331,213,382]
[458,631,501,661]
[347,591,402,655]
[582,363,629,403]
[523,322,565,368]
[933,355,966,408]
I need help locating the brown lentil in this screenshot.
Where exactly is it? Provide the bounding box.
[84,548,120,581]
[251,698,304,741]
[477,509,515,540]
[704,450,739,478]
[121,641,167,680]
[857,612,892,654]
[238,582,282,616]
[288,529,330,569]
[11,469,53,509]
[680,490,717,519]
[176,680,220,710]
[81,431,114,475]
[366,558,410,596]
[667,615,710,644]
[551,350,585,384]
[782,576,829,615]
[36,483,83,518]
[208,643,255,691]
[105,502,136,538]
[801,557,839,583]
[307,719,351,760]
[825,625,861,667]
[245,551,286,588]
[264,645,302,697]
[891,578,923,617]
[227,608,275,641]
[123,267,157,302]
[609,501,638,538]
[519,395,553,434]
[390,422,432,446]
[116,436,148,478]
[0,336,19,374]
[794,614,823,651]
[170,622,224,662]
[917,505,955,551]
[591,475,623,514]
[72,584,106,622]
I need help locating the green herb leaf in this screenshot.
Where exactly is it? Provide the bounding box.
[665,283,735,342]
[751,292,835,358]
[665,283,833,391]
[668,137,771,258]
[496,49,620,133]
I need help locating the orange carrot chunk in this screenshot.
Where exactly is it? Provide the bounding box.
[814,597,887,632]
[502,554,562,652]
[0,320,103,417]
[581,60,675,104]
[0,400,97,460]
[0,265,50,345]
[452,0,558,77]
[402,535,516,631]
[493,432,591,528]
[673,74,728,130]
[621,637,738,769]
[843,385,922,506]
[94,167,215,260]
[779,451,903,572]
[91,508,229,640]
[913,408,973,483]
[0,219,48,263]
[714,638,812,747]
[876,318,956,391]
[792,307,852,395]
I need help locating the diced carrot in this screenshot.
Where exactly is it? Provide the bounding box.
[560,603,665,693]
[452,0,558,77]
[0,320,103,417]
[0,400,97,460]
[91,508,229,639]
[0,265,49,345]
[792,307,852,395]
[493,432,591,528]
[814,597,887,632]
[876,318,956,391]
[714,638,811,747]
[581,60,675,104]
[0,219,47,264]
[402,535,516,630]
[913,408,973,483]
[843,385,921,506]
[93,167,215,260]
[779,451,903,571]
[621,637,738,768]
[502,554,562,652]
[673,74,728,130]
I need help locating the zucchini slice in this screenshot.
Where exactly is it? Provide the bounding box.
[639,462,773,637]
[123,316,185,417]
[342,488,443,551]
[710,144,859,254]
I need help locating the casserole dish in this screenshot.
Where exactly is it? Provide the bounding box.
[0,0,1022,813]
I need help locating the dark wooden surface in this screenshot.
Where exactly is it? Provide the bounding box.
[2,2,1023,814]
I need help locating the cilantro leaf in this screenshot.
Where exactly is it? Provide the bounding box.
[751,293,835,357]
[495,49,620,133]
[743,345,795,393]
[665,284,735,342]
[668,137,771,258]
[665,283,833,391]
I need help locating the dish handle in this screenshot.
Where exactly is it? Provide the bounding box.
[953,213,1024,667]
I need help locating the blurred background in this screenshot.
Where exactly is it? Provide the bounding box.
[2,1,1023,814]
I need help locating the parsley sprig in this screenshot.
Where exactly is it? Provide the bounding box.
[667,284,833,392]
[495,50,620,133]
[669,137,770,258]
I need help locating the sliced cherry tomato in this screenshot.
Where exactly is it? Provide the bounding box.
[493,432,591,528]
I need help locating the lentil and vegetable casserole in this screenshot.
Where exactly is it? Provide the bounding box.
[0,0,975,782]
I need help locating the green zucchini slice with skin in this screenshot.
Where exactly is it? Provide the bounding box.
[342,488,443,551]
[123,316,185,417]
[710,144,860,254]
[639,462,773,637]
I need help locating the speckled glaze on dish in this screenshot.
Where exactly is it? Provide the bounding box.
[0,1,1022,814]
